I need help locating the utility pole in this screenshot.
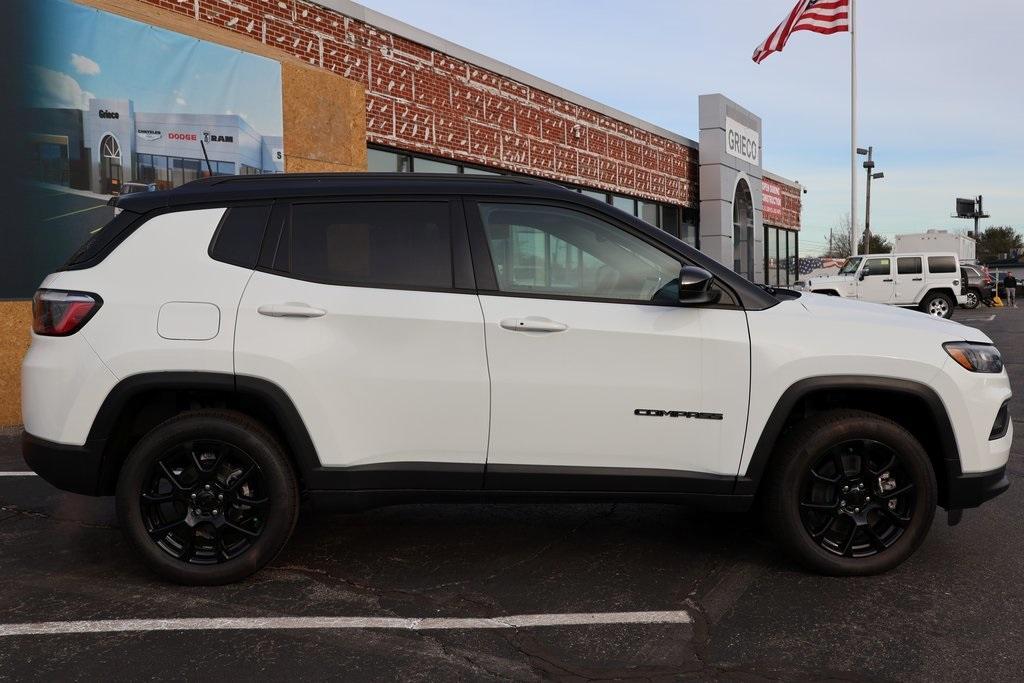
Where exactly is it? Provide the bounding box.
[857,146,884,254]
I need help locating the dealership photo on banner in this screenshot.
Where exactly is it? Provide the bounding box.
[16,0,284,299]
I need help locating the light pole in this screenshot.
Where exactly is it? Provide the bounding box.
[857,146,884,254]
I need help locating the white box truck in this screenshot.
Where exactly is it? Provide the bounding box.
[894,230,976,263]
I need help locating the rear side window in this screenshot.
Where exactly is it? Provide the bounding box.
[209,205,273,268]
[274,201,452,289]
[897,257,922,274]
[928,256,956,273]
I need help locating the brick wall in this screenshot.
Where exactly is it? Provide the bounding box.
[137,0,699,207]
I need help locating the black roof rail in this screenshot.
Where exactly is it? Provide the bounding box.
[179,172,555,189]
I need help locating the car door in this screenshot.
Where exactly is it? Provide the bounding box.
[467,199,751,492]
[856,256,895,303]
[234,198,489,489]
[893,256,925,304]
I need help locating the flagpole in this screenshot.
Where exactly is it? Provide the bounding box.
[850,0,858,256]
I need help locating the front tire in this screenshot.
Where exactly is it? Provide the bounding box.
[962,289,980,309]
[764,410,937,576]
[116,410,299,585]
[920,291,954,318]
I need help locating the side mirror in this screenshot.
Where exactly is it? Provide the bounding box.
[678,266,721,306]
[859,268,868,281]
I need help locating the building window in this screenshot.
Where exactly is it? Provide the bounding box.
[733,179,754,280]
[611,195,636,215]
[413,158,459,173]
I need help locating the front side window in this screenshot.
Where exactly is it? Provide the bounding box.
[928,256,957,273]
[478,203,681,303]
[275,201,452,289]
[863,257,892,276]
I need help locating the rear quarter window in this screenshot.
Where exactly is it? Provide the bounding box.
[61,209,143,270]
[928,256,957,274]
[209,204,273,269]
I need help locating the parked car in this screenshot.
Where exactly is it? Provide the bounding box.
[108,183,157,216]
[801,252,967,318]
[960,264,994,309]
[117,182,158,196]
[22,174,1011,584]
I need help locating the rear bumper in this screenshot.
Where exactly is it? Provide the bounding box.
[944,465,1010,509]
[22,431,105,496]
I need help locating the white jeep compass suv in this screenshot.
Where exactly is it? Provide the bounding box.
[22,174,1012,585]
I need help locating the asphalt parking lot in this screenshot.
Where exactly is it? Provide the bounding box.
[1,306,1023,681]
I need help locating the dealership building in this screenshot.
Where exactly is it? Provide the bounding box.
[2,0,805,426]
[31,97,284,194]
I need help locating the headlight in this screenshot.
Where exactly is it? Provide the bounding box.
[943,342,1003,373]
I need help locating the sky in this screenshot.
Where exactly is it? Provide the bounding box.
[28,0,283,136]
[359,0,1023,256]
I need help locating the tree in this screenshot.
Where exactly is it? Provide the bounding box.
[977,226,1023,263]
[866,233,892,254]
[823,214,892,257]
[825,214,853,258]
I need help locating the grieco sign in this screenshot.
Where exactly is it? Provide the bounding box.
[725,116,760,166]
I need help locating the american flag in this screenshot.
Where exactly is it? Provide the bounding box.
[752,0,850,64]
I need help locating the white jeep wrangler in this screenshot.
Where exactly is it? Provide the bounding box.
[22,174,1011,584]
[803,252,967,318]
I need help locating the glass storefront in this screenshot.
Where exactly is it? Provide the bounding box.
[135,153,233,189]
[764,224,799,286]
[367,144,700,248]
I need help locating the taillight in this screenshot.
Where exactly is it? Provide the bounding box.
[31,289,102,336]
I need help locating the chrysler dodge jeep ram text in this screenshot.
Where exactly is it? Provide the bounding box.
[22,174,1011,584]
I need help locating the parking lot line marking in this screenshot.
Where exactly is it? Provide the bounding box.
[42,204,108,222]
[0,611,692,637]
[0,472,35,477]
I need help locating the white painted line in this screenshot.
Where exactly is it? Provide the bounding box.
[960,315,996,322]
[0,611,691,637]
[0,472,36,477]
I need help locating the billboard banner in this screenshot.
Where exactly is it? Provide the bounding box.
[6,0,284,298]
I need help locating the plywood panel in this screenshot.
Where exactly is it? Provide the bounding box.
[0,302,32,427]
[282,61,367,172]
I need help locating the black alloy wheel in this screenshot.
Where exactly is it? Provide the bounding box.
[798,439,914,558]
[765,409,936,576]
[117,410,299,585]
[140,439,268,565]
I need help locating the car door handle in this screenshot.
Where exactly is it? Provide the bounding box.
[257,303,326,318]
[912,278,923,281]
[883,278,893,282]
[500,317,569,333]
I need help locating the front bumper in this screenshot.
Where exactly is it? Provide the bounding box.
[22,431,106,496]
[944,464,1010,509]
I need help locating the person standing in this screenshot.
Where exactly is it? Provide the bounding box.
[1005,272,1018,308]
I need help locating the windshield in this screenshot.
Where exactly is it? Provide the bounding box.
[839,257,862,275]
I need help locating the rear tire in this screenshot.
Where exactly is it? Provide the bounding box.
[963,289,980,309]
[920,291,954,318]
[116,410,299,585]
[764,410,937,576]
